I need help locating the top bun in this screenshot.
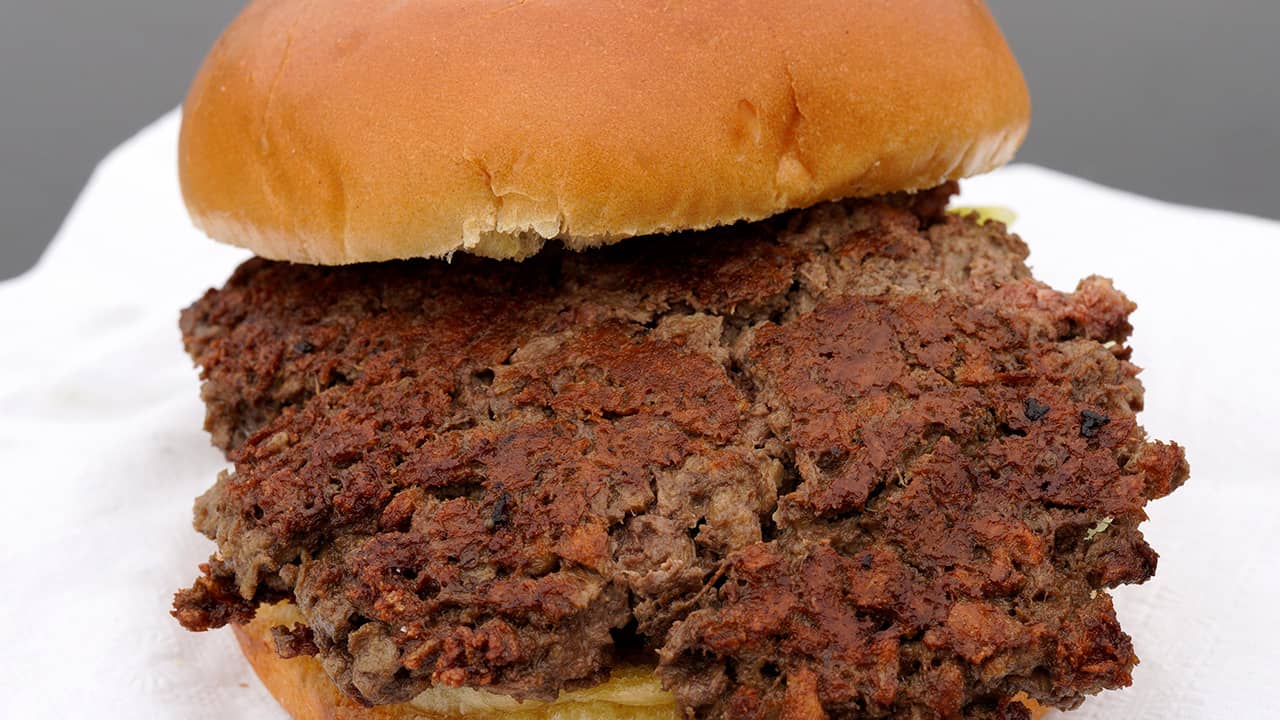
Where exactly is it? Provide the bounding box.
[179,0,1030,264]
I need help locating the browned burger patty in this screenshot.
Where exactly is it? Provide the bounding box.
[173,185,1186,719]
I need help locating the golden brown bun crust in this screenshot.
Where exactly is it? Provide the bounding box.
[234,605,411,720]
[236,604,682,720]
[236,605,1048,720]
[180,0,1029,263]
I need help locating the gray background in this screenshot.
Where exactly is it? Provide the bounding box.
[1,1,1277,280]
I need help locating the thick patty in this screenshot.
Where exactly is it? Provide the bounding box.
[173,184,1186,719]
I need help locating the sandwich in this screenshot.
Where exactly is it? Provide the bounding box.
[171,2,1189,718]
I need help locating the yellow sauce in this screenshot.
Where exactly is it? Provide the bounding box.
[948,205,1017,226]
[408,664,679,719]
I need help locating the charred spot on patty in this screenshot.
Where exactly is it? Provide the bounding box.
[1024,397,1051,421]
[1080,409,1112,438]
[174,184,1187,717]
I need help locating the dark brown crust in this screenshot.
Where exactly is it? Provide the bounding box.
[172,562,287,632]
[175,185,1186,718]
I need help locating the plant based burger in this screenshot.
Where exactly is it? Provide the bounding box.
[171,2,1188,719]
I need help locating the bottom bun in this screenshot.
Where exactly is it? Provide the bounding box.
[235,603,680,720]
[235,603,1048,719]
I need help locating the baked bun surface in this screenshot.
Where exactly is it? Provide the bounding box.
[236,604,681,720]
[180,0,1029,263]
[236,604,1047,720]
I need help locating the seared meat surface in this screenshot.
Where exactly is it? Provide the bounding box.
[174,184,1186,718]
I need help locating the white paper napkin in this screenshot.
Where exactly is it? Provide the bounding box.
[1,110,1276,719]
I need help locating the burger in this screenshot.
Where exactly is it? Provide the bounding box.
[170,2,1188,719]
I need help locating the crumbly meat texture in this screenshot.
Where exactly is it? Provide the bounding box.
[173,185,1187,719]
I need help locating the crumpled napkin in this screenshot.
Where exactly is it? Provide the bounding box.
[1,110,1277,719]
